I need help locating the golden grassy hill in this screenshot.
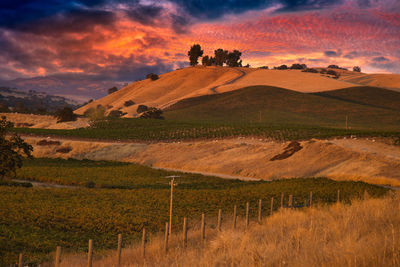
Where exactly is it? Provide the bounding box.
[75,66,357,117]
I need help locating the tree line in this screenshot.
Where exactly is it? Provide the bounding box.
[188,44,243,67]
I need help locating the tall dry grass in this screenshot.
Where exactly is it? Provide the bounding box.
[58,193,400,267]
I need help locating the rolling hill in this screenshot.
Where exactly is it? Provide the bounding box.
[75,67,357,117]
[164,85,400,130]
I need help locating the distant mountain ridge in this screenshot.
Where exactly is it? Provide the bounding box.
[0,87,80,113]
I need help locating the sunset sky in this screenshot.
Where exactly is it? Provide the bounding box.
[0,0,399,98]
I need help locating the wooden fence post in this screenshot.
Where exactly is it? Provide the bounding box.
[270,197,274,216]
[258,199,262,223]
[116,234,122,266]
[217,209,222,231]
[281,193,284,208]
[337,189,340,203]
[233,205,237,229]
[142,228,146,258]
[183,217,188,249]
[245,202,250,228]
[310,191,313,207]
[55,246,62,267]
[18,253,23,267]
[288,195,293,208]
[164,222,169,254]
[87,239,93,267]
[201,213,206,243]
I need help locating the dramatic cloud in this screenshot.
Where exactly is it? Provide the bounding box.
[0,0,399,98]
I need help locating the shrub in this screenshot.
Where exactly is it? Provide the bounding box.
[326,70,338,76]
[259,66,269,69]
[85,181,96,188]
[146,73,159,81]
[137,105,148,113]
[107,87,118,94]
[274,65,288,70]
[55,147,72,153]
[138,107,164,119]
[302,68,318,73]
[290,63,307,70]
[55,107,77,123]
[84,105,106,121]
[124,100,135,107]
[108,110,123,118]
[353,66,361,72]
[328,65,340,69]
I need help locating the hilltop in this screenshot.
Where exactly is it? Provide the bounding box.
[75,67,361,117]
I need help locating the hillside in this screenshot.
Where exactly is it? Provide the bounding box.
[338,72,400,92]
[165,85,400,130]
[314,86,400,111]
[75,67,356,117]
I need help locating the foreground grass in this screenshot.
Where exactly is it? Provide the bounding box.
[1,158,389,265]
[11,118,400,142]
[65,193,400,267]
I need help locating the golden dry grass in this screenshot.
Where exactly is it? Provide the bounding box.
[57,193,400,267]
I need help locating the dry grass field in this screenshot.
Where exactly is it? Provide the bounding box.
[0,113,89,129]
[58,193,400,267]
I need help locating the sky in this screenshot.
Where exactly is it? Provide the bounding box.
[0,0,399,98]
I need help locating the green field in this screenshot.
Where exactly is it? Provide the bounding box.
[1,158,390,266]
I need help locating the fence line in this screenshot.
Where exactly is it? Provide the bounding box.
[14,191,348,266]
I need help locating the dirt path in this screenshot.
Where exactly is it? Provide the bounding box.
[210,68,247,94]
[12,179,79,189]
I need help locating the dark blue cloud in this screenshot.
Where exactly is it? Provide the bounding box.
[324,50,342,57]
[372,56,389,62]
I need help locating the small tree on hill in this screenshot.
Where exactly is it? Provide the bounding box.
[188,44,203,66]
[226,50,242,67]
[55,107,77,123]
[353,66,361,72]
[107,87,118,94]
[214,49,228,66]
[0,116,33,178]
[202,55,210,66]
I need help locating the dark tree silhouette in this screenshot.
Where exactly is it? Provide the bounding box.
[188,44,204,66]
[214,49,228,66]
[226,50,242,67]
[108,87,118,94]
[353,66,361,72]
[202,55,210,66]
[55,107,77,123]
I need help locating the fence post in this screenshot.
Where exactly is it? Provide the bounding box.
[87,239,93,267]
[142,228,146,258]
[310,191,313,207]
[270,197,274,216]
[258,199,262,224]
[288,195,293,208]
[245,202,250,228]
[183,217,188,249]
[233,205,237,229]
[281,193,284,208]
[55,246,62,267]
[164,222,169,254]
[217,209,222,231]
[18,253,23,267]
[201,213,206,243]
[337,189,340,203]
[116,234,122,266]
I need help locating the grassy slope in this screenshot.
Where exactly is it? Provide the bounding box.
[313,86,400,111]
[165,85,400,130]
[1,158,388,266]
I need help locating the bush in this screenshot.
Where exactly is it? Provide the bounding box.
[85,181,96,188]
[326,70,338,76]
[328,65,340,69]
[138,107,164,119]
[124,100,135,107]
[353,66,361,72]
[290,63,307,70]
[137,105,148,113]
[107,87,118,94]
[84,105,106,121]
[55,107,77,123]
[274,65,288,70]
[108,110,124,118]
[146,73,159,81]
[56,147,72,153]
[302,68,318,73]
[259,66,269,69]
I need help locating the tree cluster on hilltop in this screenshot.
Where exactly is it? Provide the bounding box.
[188,44,243,67]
